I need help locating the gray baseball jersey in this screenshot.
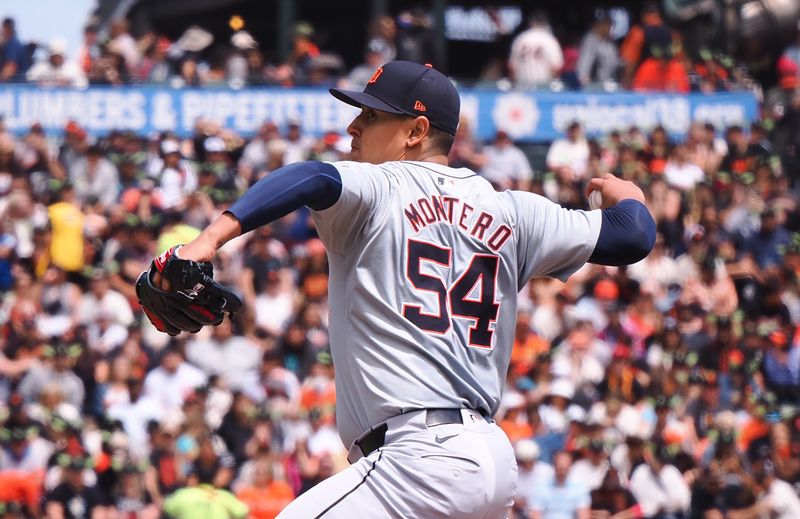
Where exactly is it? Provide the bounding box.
[312,160,601,447]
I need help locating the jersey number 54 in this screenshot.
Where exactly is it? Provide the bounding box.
[402,239,500,349]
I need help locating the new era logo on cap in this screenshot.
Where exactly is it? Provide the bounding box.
[329,61,460,135]
[368,67,384,84]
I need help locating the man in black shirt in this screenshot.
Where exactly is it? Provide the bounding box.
[45,455,106,519]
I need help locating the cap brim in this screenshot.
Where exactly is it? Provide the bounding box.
[329,88,405,115]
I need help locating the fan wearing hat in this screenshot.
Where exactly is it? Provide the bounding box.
[512,439,554,517]
[539,378,586,435]
[45,453,105,519]
[26,38,87,88]
[201,136,238,196]
[158,139,198,209]
[228,31,259,87]
[161,58,654,517]
[288,21,319,83]
[497,391,533,443]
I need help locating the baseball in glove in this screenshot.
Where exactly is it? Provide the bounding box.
[136,246,242,336]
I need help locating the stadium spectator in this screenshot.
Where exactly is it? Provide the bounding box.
[200,136,238,195]
[26,39,87,88]
[108,19,141,73]
[238,122,278,180]
[508,11,564,89]
[679,254,739,317]
[0,426,50,516]
[243,46,269,86]
[0,18,28,81]
[512,439,554,517]
[366,15,396,64]
[743,209,791,270]
[186,319,263,401]
[620,2,675,87]
[287,22,319,85]
[113,464,159,518]
[568,438,617,491]
[664,143,705,191]
[139,36,173,84]
[235,455,294,519]
[546,121,590,183]
[162,469,247,518]
[173,54,204,87]
[282,119,315,166]
[87,41,130,86]
[394,8,436,65]
[186,432,236,490]
[691,48,731,92]
[728,460,800,519]
[74,24,99,77]
[720,125,761,179]
[142,344,206,414]
[18,343,84,416]
[590,467,640,518]
[44,454,105,519]
[499,392,534,444]
[76,267,133,327]
[68,144,119,206]
[157,140,197,209]
[631,45,690,93]
[530,451,591,519]
[629,444,691,518]
[481,129,534,191]
[107,376,164,461]
[686,122,723,175]
[577,11,620,88]
[226,31,257,86]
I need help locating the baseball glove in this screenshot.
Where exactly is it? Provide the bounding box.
[136,246,242,336]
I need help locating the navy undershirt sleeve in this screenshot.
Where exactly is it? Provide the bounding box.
[226,161,342,234]
[588,199,656,266]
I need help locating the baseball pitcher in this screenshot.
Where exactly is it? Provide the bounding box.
[137,61,655,518]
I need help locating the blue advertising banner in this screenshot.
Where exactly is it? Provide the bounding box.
[0,85,759,142]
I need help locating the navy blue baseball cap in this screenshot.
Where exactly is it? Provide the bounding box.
[330,61,460,136]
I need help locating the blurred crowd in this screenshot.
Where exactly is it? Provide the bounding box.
[0,4,799,519]
[0,92,797,518]
[503,4,763,94]
[2,2,798,95]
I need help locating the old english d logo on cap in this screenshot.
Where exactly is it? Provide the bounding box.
[329,61,461,135]
[368,67,384,84]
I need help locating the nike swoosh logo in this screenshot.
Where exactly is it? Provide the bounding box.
[435,433,459,444]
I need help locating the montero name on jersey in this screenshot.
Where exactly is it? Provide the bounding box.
[403,192,513,253]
